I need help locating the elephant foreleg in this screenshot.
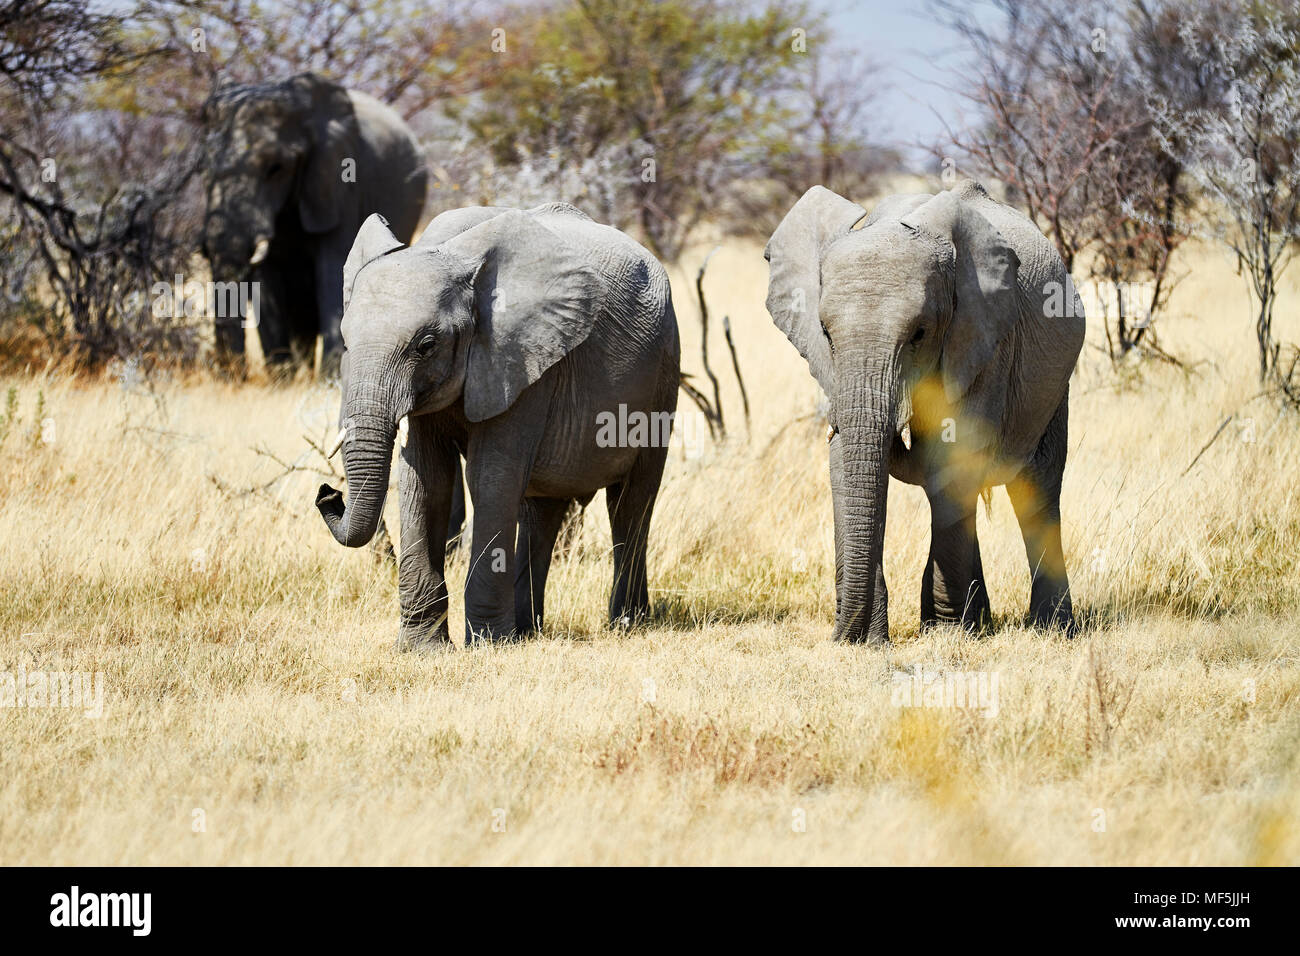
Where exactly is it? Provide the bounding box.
[396,416,458,650]
[250,265,287,361]
[921,492,991,632]
[445,456,466,555]
[214,306,245,358]
[463,397,549,645]
[314,246,346,360]
[869,561,889,641]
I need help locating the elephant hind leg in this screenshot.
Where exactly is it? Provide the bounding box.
[606,446,667,627]
[1007,393,1074,632]
[513,496,573,635]
[921,494,991,633]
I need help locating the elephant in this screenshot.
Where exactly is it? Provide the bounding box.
[201,72,428,366]
[315,203,681,648]
[765,179,1085,644]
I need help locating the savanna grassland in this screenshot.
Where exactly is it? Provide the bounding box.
[1,219,1298,865]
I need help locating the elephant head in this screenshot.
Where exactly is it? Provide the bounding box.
[765,183,1021,642]
[201,73,355,283]
[316,211,600,548]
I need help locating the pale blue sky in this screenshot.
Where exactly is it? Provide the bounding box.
[824,0,1004,165]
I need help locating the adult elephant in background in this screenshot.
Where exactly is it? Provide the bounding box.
[316,203,680,649]
[765,179,1085,644]
[201,72,427,366]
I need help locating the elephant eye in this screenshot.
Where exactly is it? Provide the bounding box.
[414,334,437,354]
[821,322,834,352]
[266,161,284,178]
[911,327,926,344]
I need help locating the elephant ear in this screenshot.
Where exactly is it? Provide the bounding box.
[443,210,600,422]
[290,73,356,235]
[901,186,1020,403]
[764,186,866,398]
[342,214,405,312]
[862,192,932,228]
[415,206,510,247]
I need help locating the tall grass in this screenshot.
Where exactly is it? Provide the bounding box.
[0,231,1296,864]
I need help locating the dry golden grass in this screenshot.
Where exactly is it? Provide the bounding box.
[0,230,1298,865]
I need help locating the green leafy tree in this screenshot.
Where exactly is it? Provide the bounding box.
[461,0,847,259]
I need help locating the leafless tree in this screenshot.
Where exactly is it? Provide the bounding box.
[0,0,206,364]
[1145,0,1300,398]
[933,0,1195,361]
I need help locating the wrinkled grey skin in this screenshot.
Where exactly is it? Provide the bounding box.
[765,180,1085,643]
[316,203,680,648]
[202,72,427,364]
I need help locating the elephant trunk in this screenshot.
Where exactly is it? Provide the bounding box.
[316,378,399,548]
[204,233,264,278]
[831,352,897,644]
[202,188,275,276]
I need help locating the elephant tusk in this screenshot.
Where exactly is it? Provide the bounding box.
[249,237,270,266]
[326,427,346,459]
[398,416,409,449]
[901,423,912,450]
[826,424,837,444]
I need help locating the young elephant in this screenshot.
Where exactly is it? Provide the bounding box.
[765,180,1085,643]
[316,204,680,648]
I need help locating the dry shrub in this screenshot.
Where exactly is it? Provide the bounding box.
[594,707,828,790]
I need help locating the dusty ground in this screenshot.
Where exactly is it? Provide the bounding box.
[0,221,1297,864]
